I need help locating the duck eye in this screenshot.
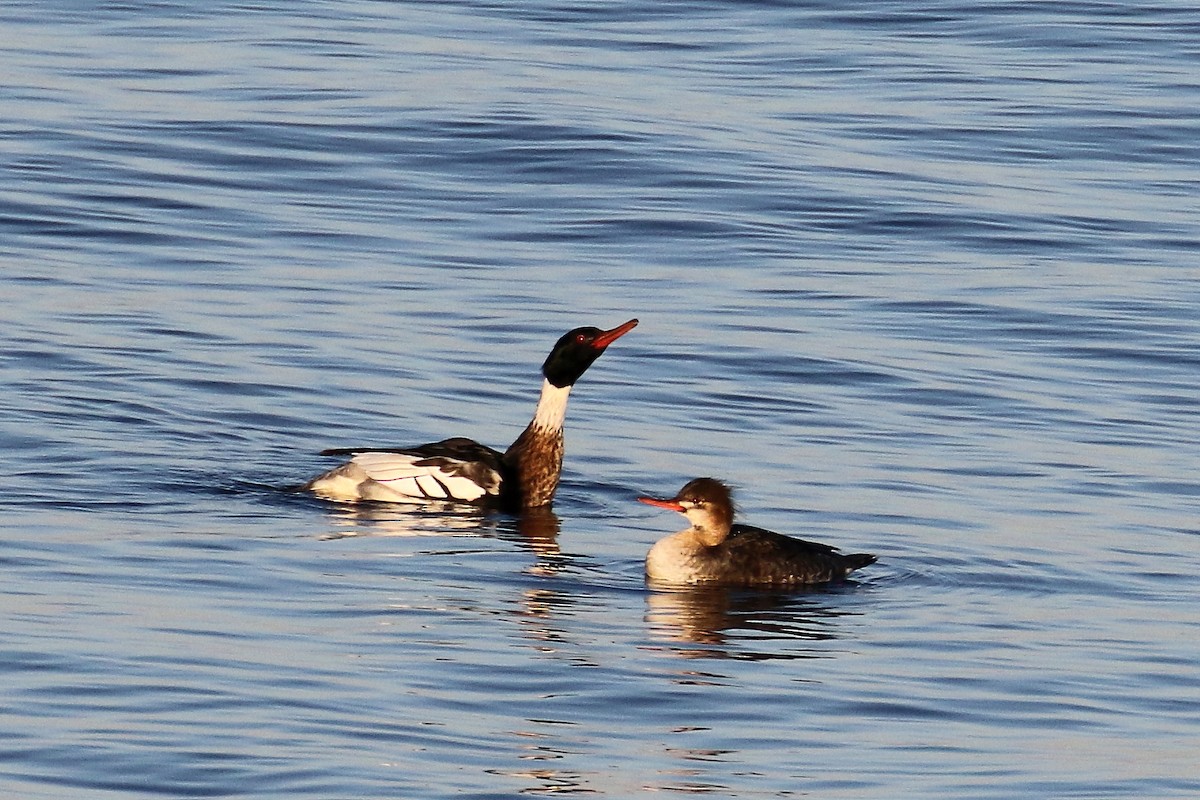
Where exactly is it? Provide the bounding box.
[575,333,588,344]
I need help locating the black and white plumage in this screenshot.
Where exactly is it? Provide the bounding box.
[304,319,637,510]
[638,478,876,587]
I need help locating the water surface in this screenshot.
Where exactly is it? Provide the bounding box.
[2,1,1198,797]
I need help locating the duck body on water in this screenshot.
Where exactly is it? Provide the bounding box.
[304,319,638,511]
[639,478,876,587]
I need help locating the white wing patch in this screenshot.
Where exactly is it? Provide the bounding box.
[351,451,498,503]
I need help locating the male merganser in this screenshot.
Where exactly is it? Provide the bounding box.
[638,478,876,587]
[305,319,638,510]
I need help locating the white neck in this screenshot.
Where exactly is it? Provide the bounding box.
[531,379,572,431]
[684,509,731,546]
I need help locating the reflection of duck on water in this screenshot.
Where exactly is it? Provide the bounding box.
[317,503,562,558]
[316,503,492,540]
[305,319,637,510]
[645,587,848,653]
[638,478,876,587]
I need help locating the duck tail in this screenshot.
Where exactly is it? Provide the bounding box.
[846,553,877,572]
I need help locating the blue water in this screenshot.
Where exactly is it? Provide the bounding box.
[2,1,1199,797]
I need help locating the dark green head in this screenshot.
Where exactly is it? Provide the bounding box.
[541,318,638,388]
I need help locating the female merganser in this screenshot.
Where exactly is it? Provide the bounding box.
[305,318,638,510]
[638,478,876,587]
